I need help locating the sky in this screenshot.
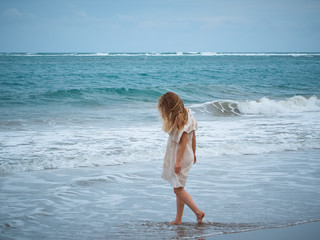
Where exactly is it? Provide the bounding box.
[0,0,319,52]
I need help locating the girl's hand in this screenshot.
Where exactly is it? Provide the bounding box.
[174,162,181,174]
[193,155,197,164]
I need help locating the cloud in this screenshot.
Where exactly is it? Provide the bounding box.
[3,8,22,18]
[74,9,88,18]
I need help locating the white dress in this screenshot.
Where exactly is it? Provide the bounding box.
[162,110,198,188]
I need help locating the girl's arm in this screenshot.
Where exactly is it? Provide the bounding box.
[174,132,188,174]
[192,131,197,164]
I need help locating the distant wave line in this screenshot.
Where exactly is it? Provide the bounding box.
[1,52,320,57]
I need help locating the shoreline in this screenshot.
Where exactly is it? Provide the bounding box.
[210,221,320,240]
[1,150,319,239]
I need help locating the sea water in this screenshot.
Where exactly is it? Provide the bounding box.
[0,52,320,239]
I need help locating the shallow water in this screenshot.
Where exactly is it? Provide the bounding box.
[1,150,319,239]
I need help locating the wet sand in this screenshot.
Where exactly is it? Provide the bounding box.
[211,221,320,240]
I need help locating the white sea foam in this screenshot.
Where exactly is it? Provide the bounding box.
[1,104,320,174]
[94,52,109,56]
[197,109,320,157]
[1,95,319,174]
[191,96,320,117]
[238,96,320,115]
[199,52,218,56]
[0,125,167,174]
[199,52,320,57]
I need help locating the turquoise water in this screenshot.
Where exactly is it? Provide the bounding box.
[0,53,320,239]
[1,53,319,124]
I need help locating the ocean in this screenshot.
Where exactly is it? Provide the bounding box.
[1,52,320,239]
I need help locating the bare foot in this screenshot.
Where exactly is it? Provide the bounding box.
[196,211,205,223]
[170,219,182,225]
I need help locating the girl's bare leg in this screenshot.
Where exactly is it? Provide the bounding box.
[171,195,185,225]
[173,187,205,223]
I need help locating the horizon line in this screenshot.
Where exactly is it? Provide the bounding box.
[1,51,320,53]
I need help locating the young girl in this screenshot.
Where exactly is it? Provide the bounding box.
[158,92,205,225]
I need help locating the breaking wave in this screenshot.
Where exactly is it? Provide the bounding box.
[191,96,320,117]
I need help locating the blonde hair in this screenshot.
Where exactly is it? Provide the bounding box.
[158,92,188,133]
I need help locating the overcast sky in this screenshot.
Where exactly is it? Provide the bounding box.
[0,0,319,52]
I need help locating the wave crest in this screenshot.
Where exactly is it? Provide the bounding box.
[191,96,320,117]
